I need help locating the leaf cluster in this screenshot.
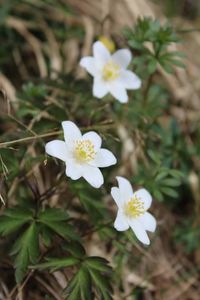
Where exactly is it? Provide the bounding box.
[124,17,185,75]
[0,206,78,283]
[35,250,113,300]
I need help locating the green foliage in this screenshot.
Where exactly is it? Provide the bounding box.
[0,207,33,235]
[0,2,198,298]
[38,208,79,241]
[65,266,92,300]
[174,220,200,253]
[0,206,79,282]
[11,222,39,283]
[69,181,110,224]
[124,17,185,76]
[33,252,113,300]
[34,257,80,272]
[64,257,113,300]
[134,148,184,201]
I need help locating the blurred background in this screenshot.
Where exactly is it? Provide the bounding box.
[0,1,200,300]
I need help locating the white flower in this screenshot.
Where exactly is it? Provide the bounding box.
[111,176,156,245]
[45,121,117,188]
[80,41,141,103]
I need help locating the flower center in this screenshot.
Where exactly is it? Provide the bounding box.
[74,139,96,163]
[102,61,120,81]
[124,195,145,218]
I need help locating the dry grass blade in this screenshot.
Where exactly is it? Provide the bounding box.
[6,17,47,77]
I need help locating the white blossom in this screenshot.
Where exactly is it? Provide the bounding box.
[45,121,117,188]
[111,176,156,245]
[80,41,141,103]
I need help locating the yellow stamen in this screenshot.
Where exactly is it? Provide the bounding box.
[102,61,120,81]
[74,140,96,163]
[124,195,145,218]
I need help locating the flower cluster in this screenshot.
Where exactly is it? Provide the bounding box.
[45,40,156,245]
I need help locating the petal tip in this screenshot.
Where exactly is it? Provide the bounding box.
[112,156,117,165]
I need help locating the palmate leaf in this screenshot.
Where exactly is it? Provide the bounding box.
[38,208,79,241]
[89,269,113,300]
[70,182,108,224]
[85,257,112,274]
[0,207,33,235]
[33,257,79,272]
[38,208,69,222]
[64,267,92,300]
[0,206,80,284]
[87,258,113,300]
[62,241,86,258]
[39,219,79,241]
[11,222,39,283]
[64,257,113,300]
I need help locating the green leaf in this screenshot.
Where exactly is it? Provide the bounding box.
[168,169,184,178]
[64,256,113,300]
[162,178,181,187]
[147,150,160,164]
[64,272,81,300]
[153,189,164,201]
[40,224,52,247]
[39,219,79,240]
[160,187,178,198]
[168,59,185,68]
[0,208,33,236]
[147,58,157,74]
[38,208,79,240]
[89,268,113,300]
[159,60,173,73]
[155,171,169,182]
[38,208,69,222]
[64,267,92,300]
[79,267,92,300]
[63,241,86,258]
[85,257,112,273]
[11,222,39,283]
[4,207,33,219]
[33,257,79,272]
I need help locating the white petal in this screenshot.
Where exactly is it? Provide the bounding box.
[82,131,102,151]
[93,41,110,67]
[45,140,68,161]
[92,149,117,167]
[134,188,152,210]
[129,219,150,245]
[138,212,156,232]
[114,211,129,231]
[111,187,121,207]
[93,78,109,98]
[120,70,142,90]
[112,49,132,68]
[109,81,128,103]
[62,121,82,144]
[80,57,97,76]
[83,165,104,188]
[65,161,83,180]
[116,176,133,203]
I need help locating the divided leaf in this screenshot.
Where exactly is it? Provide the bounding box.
[33,257,79,272]
[64,256,113,300]
[64,267,92,300]
[38,208,79,241]
[0,207,33,236]
[11,222,39,283]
